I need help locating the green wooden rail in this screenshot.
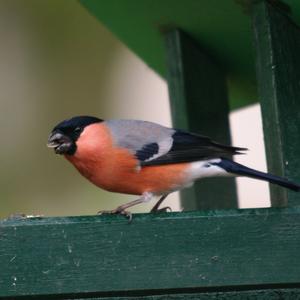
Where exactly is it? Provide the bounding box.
[1,1,300,299]
[1,209,300,298]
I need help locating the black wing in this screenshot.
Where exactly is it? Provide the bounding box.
[140,130,247,166]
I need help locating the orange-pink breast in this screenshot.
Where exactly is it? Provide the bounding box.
[65,123,189,195]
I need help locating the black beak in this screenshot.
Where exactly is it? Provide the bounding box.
[47,131,73,154]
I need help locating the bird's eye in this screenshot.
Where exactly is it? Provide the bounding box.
[74,127,82,133]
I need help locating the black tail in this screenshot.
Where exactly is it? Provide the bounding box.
[213,158,300,192]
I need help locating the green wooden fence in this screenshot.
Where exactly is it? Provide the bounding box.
[1,1,300,299]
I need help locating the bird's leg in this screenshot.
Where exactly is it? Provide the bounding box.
[150,194,171,213]
[98,192,153,221]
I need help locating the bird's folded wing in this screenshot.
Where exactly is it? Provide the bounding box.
[105,120,247,167]
[140,130,247,166]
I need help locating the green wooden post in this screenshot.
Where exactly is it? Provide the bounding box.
[164,30,237,210]
[252,1,300,207]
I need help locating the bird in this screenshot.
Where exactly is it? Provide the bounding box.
[47,116,300,219]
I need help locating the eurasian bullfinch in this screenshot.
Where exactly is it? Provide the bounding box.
[47,116,300,219]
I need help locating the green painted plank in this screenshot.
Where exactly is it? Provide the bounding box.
[164,30,237,210]
[1,208,300,297]
[80,288,300,299]
[252,1,300,207]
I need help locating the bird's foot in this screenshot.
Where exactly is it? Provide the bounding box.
[151,206,172,213]
[97,208,132,222]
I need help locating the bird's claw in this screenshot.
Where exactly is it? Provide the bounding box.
[97,209,132,222]
[151,206,172,213]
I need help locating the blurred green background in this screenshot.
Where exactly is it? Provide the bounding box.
[0,0,174,218]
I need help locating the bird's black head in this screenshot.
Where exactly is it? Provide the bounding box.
[47,116,103,155]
